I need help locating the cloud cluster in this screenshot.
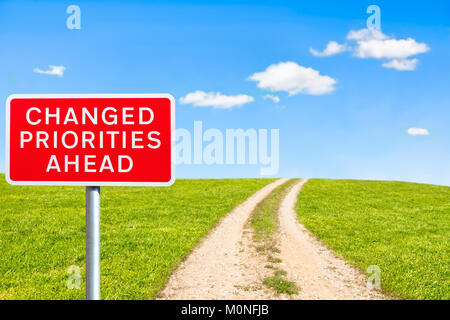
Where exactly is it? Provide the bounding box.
[179,90,254,109]
[407,128,429,136]
[248,61,336,95]
[310,28,430,71]
[33,65,66,77]
[181,61,335,110]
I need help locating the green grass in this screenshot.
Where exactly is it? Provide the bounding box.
[0,175,273,299]
[249,179,299,295]
[296,179,450,300]
[251,179,298,243]
[263,274,298,295]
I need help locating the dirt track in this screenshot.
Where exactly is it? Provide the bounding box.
[157,178,385,300]
[157,179,288,299]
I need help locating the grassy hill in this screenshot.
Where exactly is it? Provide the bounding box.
[1,176,447,300]
[296,179,450,300]
[0,175,273,299]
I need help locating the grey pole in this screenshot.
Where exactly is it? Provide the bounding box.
[86,186,101,300]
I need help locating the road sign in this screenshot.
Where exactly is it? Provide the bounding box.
[5,93,175,300]
[6,94,175,186]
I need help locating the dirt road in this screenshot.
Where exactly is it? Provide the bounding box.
[157,178,288,299]
[157,178,385,300]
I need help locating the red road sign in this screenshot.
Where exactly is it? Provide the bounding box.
[6,94,175,186]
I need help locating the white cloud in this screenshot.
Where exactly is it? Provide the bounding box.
[33,65,66,77]
[179,90,254,109]
[353,36,429,59]
[310,41,350,57]
[407,128,429,136]
[312,28,429,71]
[382,58,418,71]
[263,94,280,103]
[248,61,336,96]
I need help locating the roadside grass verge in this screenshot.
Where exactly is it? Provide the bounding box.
[249,179,299,295]
[296,179,450,300]
[0,175,273,299]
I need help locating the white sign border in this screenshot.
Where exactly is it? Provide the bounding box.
[5,93,176,187]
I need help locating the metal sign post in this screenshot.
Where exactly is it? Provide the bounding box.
[86,186,101,300]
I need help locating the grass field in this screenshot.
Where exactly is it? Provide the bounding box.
[296,179,450,300]
[0,175,273,299]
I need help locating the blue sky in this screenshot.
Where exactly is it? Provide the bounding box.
[1,0,449,185]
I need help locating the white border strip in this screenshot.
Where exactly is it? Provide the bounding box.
[5,93,176,187]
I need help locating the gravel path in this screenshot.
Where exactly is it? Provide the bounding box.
[157,178,288,299]
[157,178,386,300]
